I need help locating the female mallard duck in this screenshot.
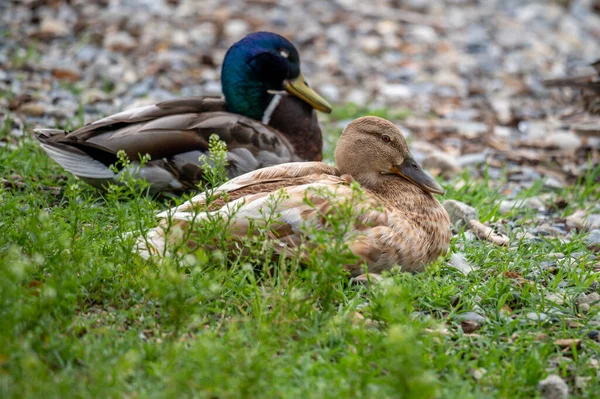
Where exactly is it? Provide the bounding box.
[35,32,332,195]
[137,116,451,276]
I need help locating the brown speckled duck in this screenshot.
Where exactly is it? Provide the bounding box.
[34,32,332,195]
[137,116,451,276]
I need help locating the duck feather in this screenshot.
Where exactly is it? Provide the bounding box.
[35,96,318,194]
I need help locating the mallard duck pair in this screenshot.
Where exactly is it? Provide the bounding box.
[36,32,451,275]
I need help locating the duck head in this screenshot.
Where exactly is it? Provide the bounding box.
[221,31,332,121]
[335,116,445,195]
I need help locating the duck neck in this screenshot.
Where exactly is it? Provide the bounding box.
[266,95,322,161]
[358,173,439,212]
[221,67,273,121]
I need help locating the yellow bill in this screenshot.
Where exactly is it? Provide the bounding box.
[283,74,332,113]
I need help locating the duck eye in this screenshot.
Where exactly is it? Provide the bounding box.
[279,49,289,58]
[381,135,391,142]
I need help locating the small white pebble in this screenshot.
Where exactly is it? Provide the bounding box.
[538,374,568,399]
[449,252,476,275]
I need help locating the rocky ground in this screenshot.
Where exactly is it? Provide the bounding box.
[1,2,599,148]
[3,0,599,240]
[2,1,599,166]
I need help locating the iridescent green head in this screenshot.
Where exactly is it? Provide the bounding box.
[221,31,332,121]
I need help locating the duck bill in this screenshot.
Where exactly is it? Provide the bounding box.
[283,74,333,113]
[391,158,445,195]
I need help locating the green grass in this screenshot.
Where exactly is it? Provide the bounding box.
[1,104,599,398]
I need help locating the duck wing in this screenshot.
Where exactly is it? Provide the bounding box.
[138,161,346,254]
[35,97,299,194]
[161,161,342,212]
[69,97,227,137]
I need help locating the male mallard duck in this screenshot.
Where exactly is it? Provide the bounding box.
[35,32,332,195]
[137,116,451,277]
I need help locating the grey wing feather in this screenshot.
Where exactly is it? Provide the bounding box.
[34,98,299,193]
[69,97,227,138]
[38,138,115,179]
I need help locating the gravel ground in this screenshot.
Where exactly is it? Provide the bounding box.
[1,0,599,244]
[1,0,599,117]
[2,0,600,168]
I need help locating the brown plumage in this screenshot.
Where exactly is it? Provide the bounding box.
[137,116,451,277]
[35,95,324,195]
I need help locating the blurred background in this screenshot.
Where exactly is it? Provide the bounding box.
[1,0,599,188]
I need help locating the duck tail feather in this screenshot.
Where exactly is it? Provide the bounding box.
[38,139,116,179]
[34,128,68,141]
